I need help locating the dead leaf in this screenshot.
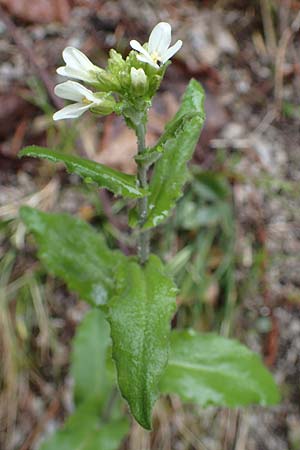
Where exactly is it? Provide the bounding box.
[96,118,138,174]
[96,93,179,174]
[0,0,71,24]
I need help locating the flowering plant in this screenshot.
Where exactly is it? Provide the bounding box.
[19,22,279,450]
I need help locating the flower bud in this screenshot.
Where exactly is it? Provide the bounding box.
[130,67,148,96]
[90,93,116,116]
[108,49,126,73]
[95,69,121,92]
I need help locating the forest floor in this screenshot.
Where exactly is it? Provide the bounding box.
[0,1,300,449]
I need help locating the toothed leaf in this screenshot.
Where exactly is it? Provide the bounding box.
[19,146,146,198]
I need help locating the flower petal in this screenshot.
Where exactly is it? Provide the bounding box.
[62,47,96,72]
[57,47,101,83]
[56,65,93,83]
[136,54,159,68]
[161,39,182,63]
[148,22,171,56]
[130,40,150,58]
[53,103,91,121]
[54,81,95,102]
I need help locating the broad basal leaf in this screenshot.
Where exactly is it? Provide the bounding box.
[142,79,205,228]
[71,309,112,409]
[19,146,146,198]
[21,207,125,305]
[39,402,129,450]
[160,330,280,407]
[108,255,177,429]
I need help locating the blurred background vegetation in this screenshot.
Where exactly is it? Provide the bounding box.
[0,0,300,449]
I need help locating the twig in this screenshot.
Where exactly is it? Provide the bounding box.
[11,119,28,156]
[0,6,63,109]
[279,0,291,37]
[18,395,60,450]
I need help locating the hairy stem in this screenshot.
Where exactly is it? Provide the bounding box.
[136,122,150,265]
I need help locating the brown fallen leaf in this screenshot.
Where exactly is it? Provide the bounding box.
[0,0,71,24]
[96,92,179,174]
[96,118,138,175]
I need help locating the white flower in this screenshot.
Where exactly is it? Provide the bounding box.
[53,80,104,121]
[130,22,182,69]
[56,47,102,84]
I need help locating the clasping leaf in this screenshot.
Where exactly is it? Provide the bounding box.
[19,146,147,199]
[142,79,205,228]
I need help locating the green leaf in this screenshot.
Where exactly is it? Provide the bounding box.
[142,79,205,228]
[39,402,129,450]
[21,207,125,305]
[19,146,146,199]
[160,330,280,407]
[71,309,112,409]
[108,255,177,429]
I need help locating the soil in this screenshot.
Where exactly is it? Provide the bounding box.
[0,1,300,449]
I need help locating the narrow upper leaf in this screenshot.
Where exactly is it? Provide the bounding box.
[143,79,205,228]
[19,146,146,198]
[108,255,177,429]
[39,402,129,450]
[71,309,112,409]
[160,330,280,407]
[21,207,125,305]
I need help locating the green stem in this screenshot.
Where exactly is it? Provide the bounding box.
[136,122,150,265]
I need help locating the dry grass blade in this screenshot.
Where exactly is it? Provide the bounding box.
[275,11,300,111]
[0,252,18,450]
[260,0,277,55]
[0,178,59,222]
[29,279,50,359]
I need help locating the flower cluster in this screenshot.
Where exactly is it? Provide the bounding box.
[53,49,116,121]
[53,22,182,122]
